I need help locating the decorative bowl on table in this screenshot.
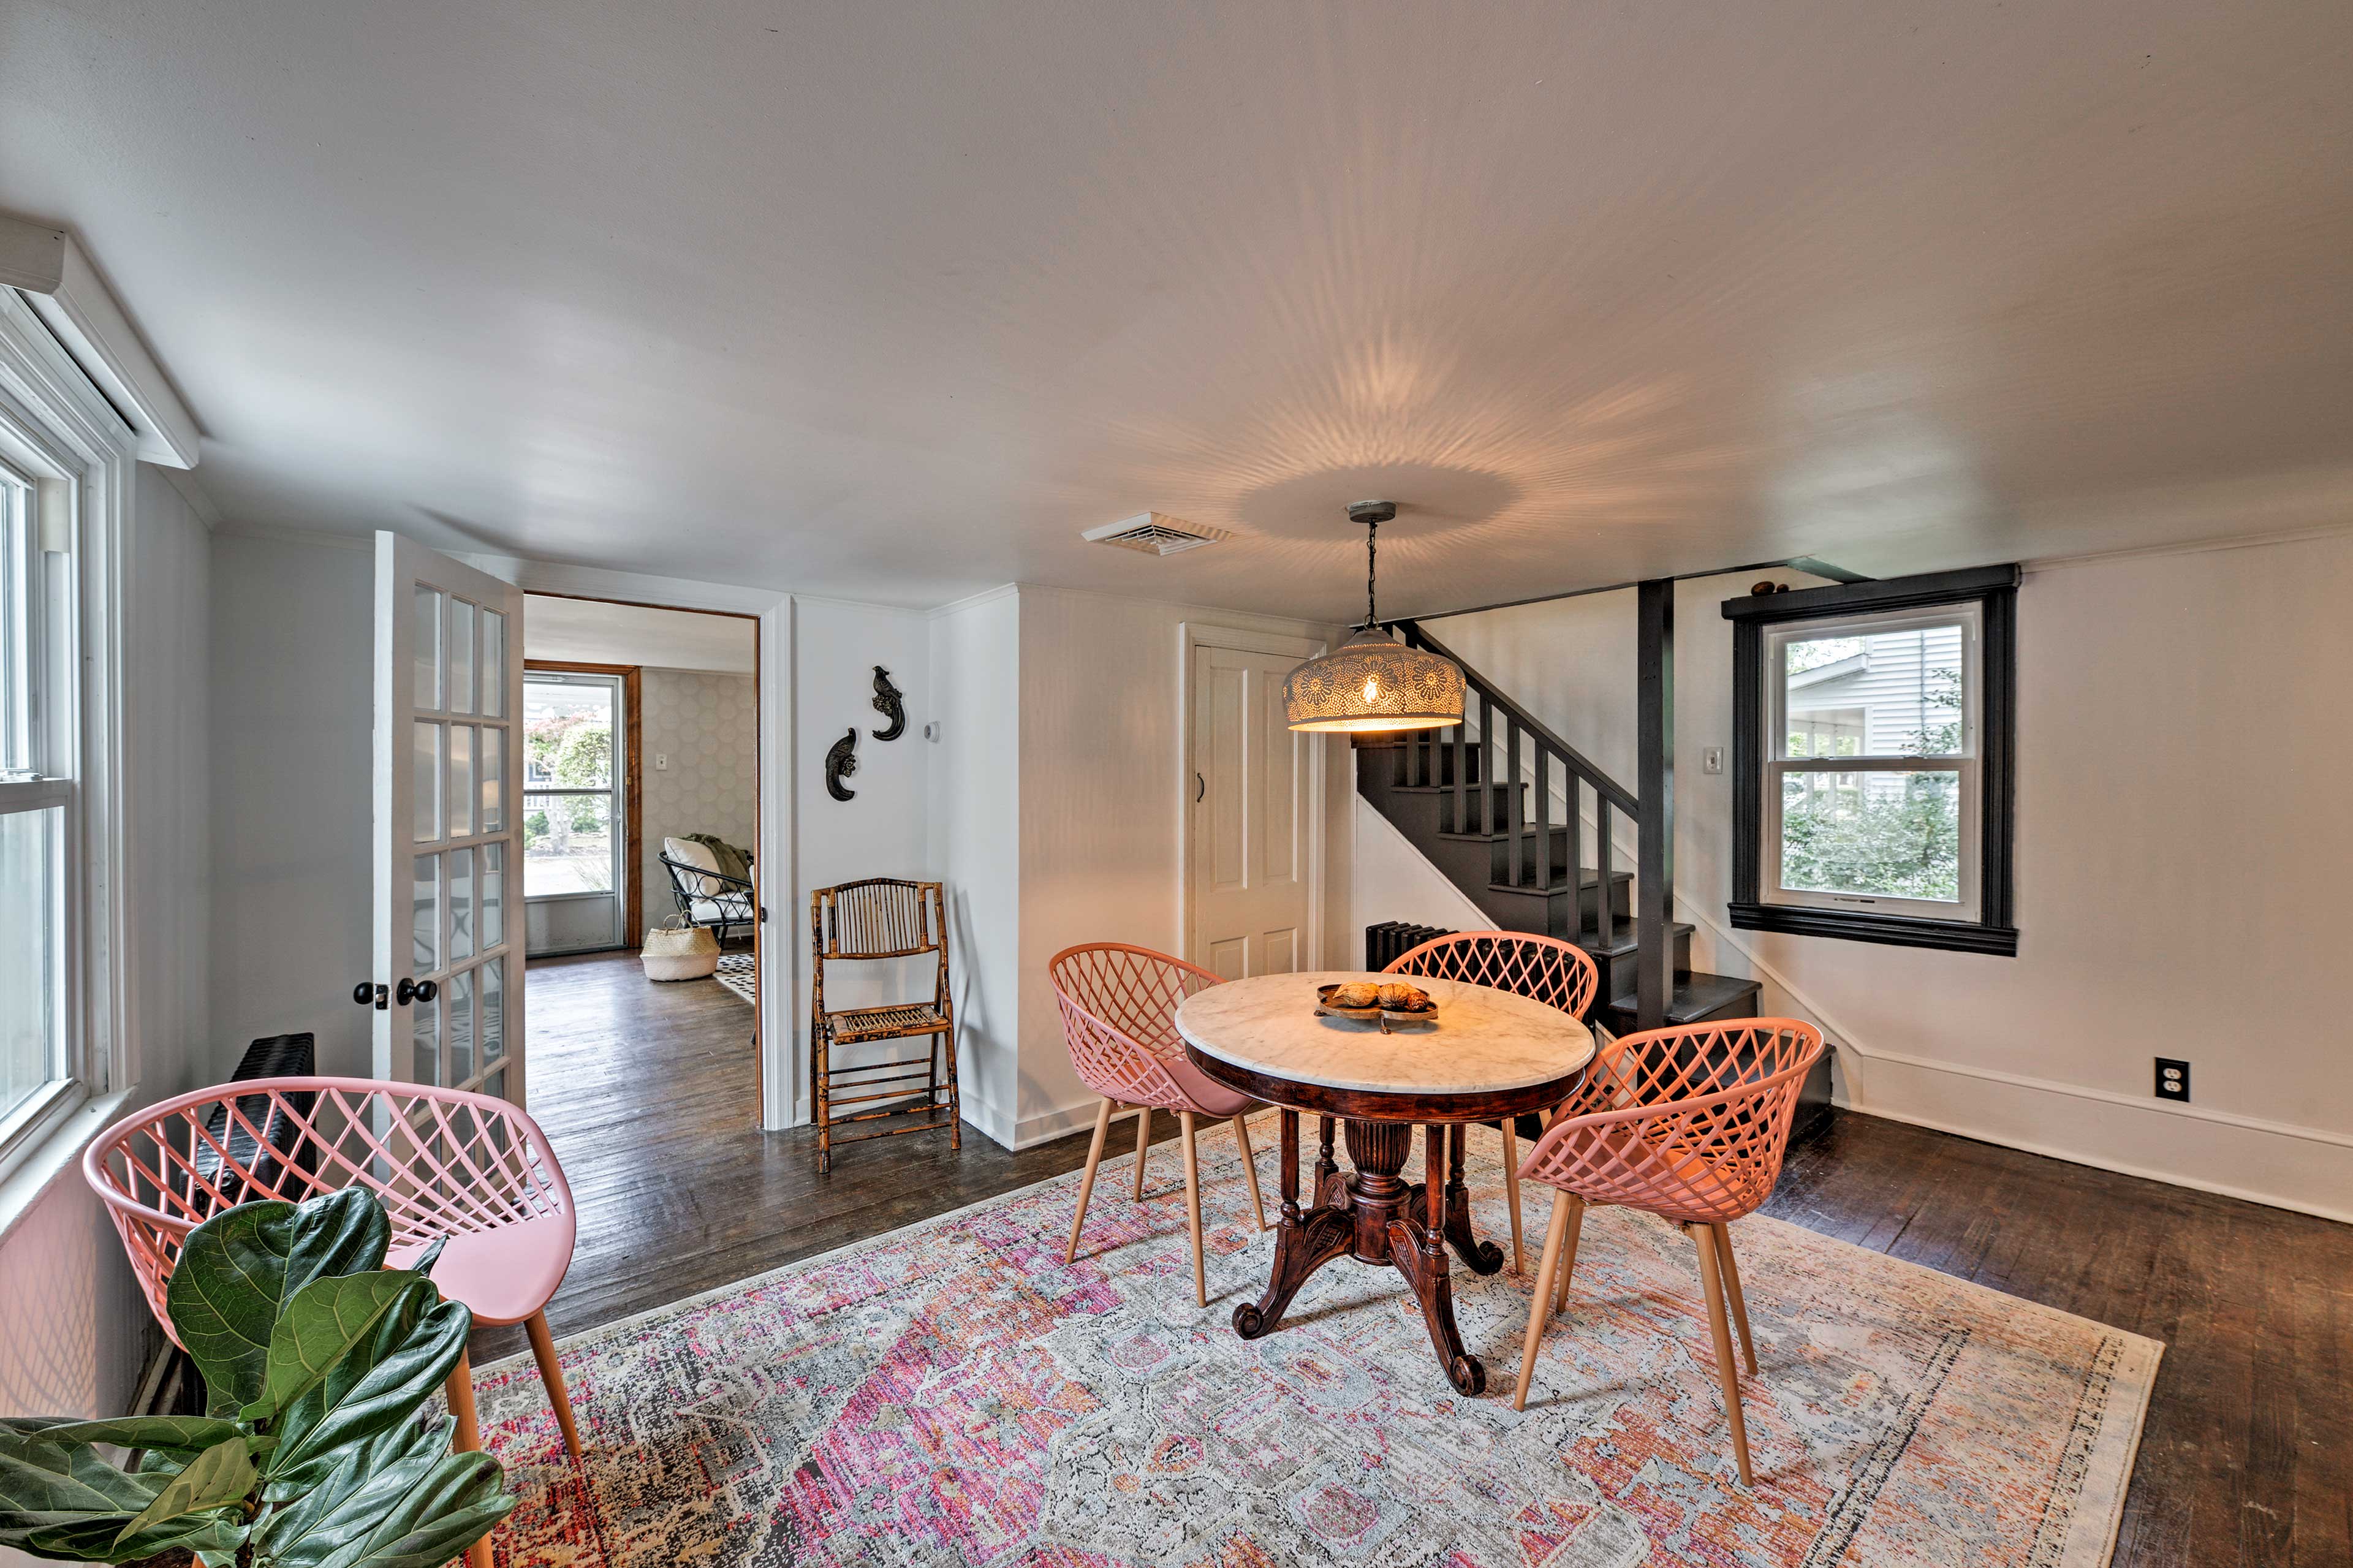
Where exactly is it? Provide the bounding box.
[1316,981,1439,1031]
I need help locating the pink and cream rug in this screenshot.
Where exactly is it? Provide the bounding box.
[472,1116,2158,1567]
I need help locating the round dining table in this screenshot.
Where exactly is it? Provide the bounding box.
[1176,969,1596,1395]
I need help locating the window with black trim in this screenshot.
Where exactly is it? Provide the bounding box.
[1724,566,2019,955]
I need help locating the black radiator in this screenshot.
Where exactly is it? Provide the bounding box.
[1363,921,1453,969]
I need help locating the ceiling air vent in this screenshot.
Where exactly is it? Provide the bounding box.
[1082,512,1230,556]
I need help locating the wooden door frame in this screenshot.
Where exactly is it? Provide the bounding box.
[1175,622,1329,973]
[523,659,643,945]
[518,591,767,1118]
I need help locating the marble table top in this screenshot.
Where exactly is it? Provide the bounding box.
[1175,971,1596,1097]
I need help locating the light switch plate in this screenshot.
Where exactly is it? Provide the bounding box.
[1702,746,1725,775]
[654,754,669,770]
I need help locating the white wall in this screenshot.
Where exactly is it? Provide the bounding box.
[790,599,933,1113]
[640,667,758,929]
[1420,536,2353,1221]
[1006,587,1355,1147]
[926,588,1021,1144]
[1351,796,1489,944]
[209,531,374,1077]
[0,464,210,1437]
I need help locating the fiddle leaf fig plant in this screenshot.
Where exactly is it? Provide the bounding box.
[0,1187,513,1567]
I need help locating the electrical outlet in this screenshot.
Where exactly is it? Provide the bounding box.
[654,754,669,771]
[2154,1058,2189,1102]
[1702,746,1725,775]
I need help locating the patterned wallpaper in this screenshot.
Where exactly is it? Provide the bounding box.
[640,669,757,937]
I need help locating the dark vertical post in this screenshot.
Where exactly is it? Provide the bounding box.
[1535,748,1552,905]
[1452,718,1466,835]
[1506,714,1524,887]
[1636,578,1675,1032]
[1479,691,1496,835]
[1564,778,1583,943]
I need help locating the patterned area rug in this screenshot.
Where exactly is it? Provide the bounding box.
[713,952,756,1006]
[472,1116,2158,1567]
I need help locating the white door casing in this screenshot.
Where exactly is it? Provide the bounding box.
[374,531,528,1103]
[1184,629,1324,980]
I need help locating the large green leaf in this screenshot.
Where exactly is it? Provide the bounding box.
[269,1445,510,1568]
[249,1414,452,1564]
[14,1509,246,1563]
[166,1189,392,1414]
[0,1423,246,1562]
[249,1270,431,1422]
[262,1278,472,1498]
[20,1415,251,1460]
[110,1437,253,1550]
[0,1421,161,1521]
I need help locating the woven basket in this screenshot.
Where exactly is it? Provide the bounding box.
[641,922,720,981]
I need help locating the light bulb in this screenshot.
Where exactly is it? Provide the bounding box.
[1363,678,1379,703]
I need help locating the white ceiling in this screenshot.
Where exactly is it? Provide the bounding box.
[521,594,754,674]
[4,2,2348,621]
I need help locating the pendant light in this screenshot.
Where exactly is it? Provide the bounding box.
[1283,501,1465,732]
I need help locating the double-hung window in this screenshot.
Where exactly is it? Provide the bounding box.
[1726,566,2019,955]
[0,448,70,1148]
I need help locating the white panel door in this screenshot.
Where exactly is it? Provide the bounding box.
[372,531,527,1103]
[1189,643,1311,980]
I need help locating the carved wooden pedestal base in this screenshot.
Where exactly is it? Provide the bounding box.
[1232,1110,1506,1395]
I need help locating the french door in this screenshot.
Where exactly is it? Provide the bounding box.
[373,532,527,1103]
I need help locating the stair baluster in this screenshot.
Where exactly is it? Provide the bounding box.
[1535,746,1552,910]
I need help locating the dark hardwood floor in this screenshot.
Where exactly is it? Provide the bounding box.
[496,950,2352,1568]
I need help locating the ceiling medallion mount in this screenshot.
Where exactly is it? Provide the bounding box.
[1283,499,1465,733]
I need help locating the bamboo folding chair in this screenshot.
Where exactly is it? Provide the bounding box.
[810,877,961,1173]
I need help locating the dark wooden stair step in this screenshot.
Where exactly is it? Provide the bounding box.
[1601,971,1763,1035]
[1576,920,1694,960]
[1482,866,1631,896]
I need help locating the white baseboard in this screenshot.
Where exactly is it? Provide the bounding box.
[1012,1098,1112,1151]
[1834,1051,2353,1225]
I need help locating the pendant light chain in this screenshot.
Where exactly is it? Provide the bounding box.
[1364,517,1379,631]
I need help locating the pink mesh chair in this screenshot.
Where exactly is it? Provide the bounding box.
[1509,1019,1825,1484]
[85,1077,581,1563]
[1048,944,1268,1306]
[1384,931,1600,1274]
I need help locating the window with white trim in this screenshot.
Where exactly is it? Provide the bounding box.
[0,452,69,1142]
[1764,604,1980,920]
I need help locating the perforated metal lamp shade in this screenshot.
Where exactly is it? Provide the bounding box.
[1284,628,1465,732]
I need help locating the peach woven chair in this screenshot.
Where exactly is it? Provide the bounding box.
[1510,1018,1825,1485]
[1048,944,1268,1306]
[85,1077,580,1564]
[1383,931,1600,1274]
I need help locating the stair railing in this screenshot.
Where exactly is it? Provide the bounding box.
[1391,621,1640,952]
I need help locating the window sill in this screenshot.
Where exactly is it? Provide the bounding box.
[0,1085,134,1249]
[1728,901,2019,956]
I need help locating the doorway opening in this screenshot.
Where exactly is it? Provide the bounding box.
[519,595,764,1124]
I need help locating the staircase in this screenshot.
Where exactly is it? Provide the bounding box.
[1355,621,1766,1039]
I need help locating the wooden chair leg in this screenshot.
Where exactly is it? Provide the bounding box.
[1499,1120,1525,1275]
[525,1310,583,1462]
[1710,1221,1757,1374]
[445,1347,493,1568]
[1132,1106,1152,1200]
[1178,1110,1207,1306]
[1067,1099,1115,1263]
[1690,1222,1755,1485]
[1232,1115,1268,1230]
[1553,1193,1586,1316]
[1513,1191,1577,1411]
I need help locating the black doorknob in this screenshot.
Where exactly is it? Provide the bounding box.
[354,982,388,1010]
[395,977,440,1006]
